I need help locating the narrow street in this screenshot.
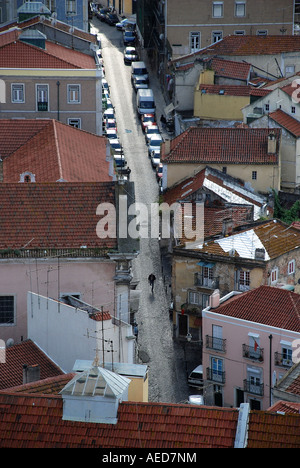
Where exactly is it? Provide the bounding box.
[91,18,191,403]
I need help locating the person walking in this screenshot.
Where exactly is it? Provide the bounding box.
[148,273,156,293]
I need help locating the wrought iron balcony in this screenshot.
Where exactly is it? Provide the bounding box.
[37,101,48,111]
[206,367,226,384]
[243,379,264,396]
[242,344,264,362]
[274,352,293,368]
[195,274,219,289]
[206,335,226,353]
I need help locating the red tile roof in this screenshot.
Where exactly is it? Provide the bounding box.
[2,120,111,183]
[210,57,251,81]
[162,127,281,165]
[0,36,96,69]
[212,286,300,332]
[0,339,63,391]
[0,388,299,448]
[269,109,300,138]
[0,182,117,250]
[247,410,300,448]
[268,401,300,415]
[198,84,251,96]
[193,35,300,58]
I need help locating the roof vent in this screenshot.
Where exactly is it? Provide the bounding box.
[60,366,131,424]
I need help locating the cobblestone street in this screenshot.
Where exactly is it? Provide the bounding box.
[91,18,193,403]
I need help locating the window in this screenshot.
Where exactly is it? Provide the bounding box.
[238,271,250,291]
[188,291,200,305]
[291,106,296,114]
[235,1,246,17]
[67,84,81,104]
[265,104,270,112]
[257,30,268,35]
[288,260,295,275]
[252,171,257,180]
[68,118,81,129]
[212,325,223,351]
[271,268,278,284]
[211,357,224,382]
[66,0,77,15]
[282,346,293,366]
[212,31,223,43]
[234,30,245,35]
[11,84,25,103]
[190,32,200,53]
[286,65,295,76]
[36,84,48,111]
[0,296,15,325]
[222,166,227,174]
[212,2,223,17]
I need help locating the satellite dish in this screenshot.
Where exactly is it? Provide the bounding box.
[6,338,14,348]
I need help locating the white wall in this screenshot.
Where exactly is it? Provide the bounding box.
[28,292,134,373]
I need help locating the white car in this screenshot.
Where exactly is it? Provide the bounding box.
[148,134,163,156]
[109,139,123,156]
[145,125,160,145]
[124,46,138,64]
[116,18,136,31]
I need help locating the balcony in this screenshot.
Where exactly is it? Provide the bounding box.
[37,101,48,111]
[206,367,226,384]
[274,352,293,369]
[206,335,226,353]
[244,379,264,396]
[243,344,264,362]
[195,274,219,290]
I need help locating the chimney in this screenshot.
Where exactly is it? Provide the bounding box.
[209,290,220,309]
[23,364,40,384]
[222,218,233,237]
[267,131,277,154]
[164,139,171,155]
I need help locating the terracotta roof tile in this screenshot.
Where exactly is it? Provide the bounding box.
[210,57,251,81]
[0,182,117,250]
[0,37,95,69]
[0,340,63,391]
[162,127,281,165]
[2,120,111,183]
[268,401,300,414]
[268,109,300,138]
[0,389,298,448]
[191,35,300,58]
[211,286,300,332]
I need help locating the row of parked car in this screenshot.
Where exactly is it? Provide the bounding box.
[100,56,130,179]
[92,4,137,46]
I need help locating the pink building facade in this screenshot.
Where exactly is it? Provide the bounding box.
[202,288,300,411]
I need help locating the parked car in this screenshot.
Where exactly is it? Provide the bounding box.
[102,79,109,91]
[148,134,163,156]
[124,47,139,65]
[156,163,163,182]
[187,365,203,388]
[105,13,119,26]
[106,128,118,140]
[104,118,117,133]
[114,154,127,169]
[116,18,136,31]
[141,113,156,132]
[145,125,160,145]
[150,149,161,168]
[109,139,124,156]
[103,108,115,121]
[132,76,148,92]
[97,8,109,21]
[123,30,136,45]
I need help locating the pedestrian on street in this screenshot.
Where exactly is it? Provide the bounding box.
[148,273,156,293]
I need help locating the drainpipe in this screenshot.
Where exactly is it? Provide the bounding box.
[269,334,273,407]
[56,81,60,121]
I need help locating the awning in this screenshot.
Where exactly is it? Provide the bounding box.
[197,261,215,268]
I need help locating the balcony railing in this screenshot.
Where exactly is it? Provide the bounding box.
[195,274,219,289]
[37,101,48,111]
[244,379,264,396]
[206,367,226,384]
[206,335,226,353]
[242,344,264,362]
[274,352,293,368]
